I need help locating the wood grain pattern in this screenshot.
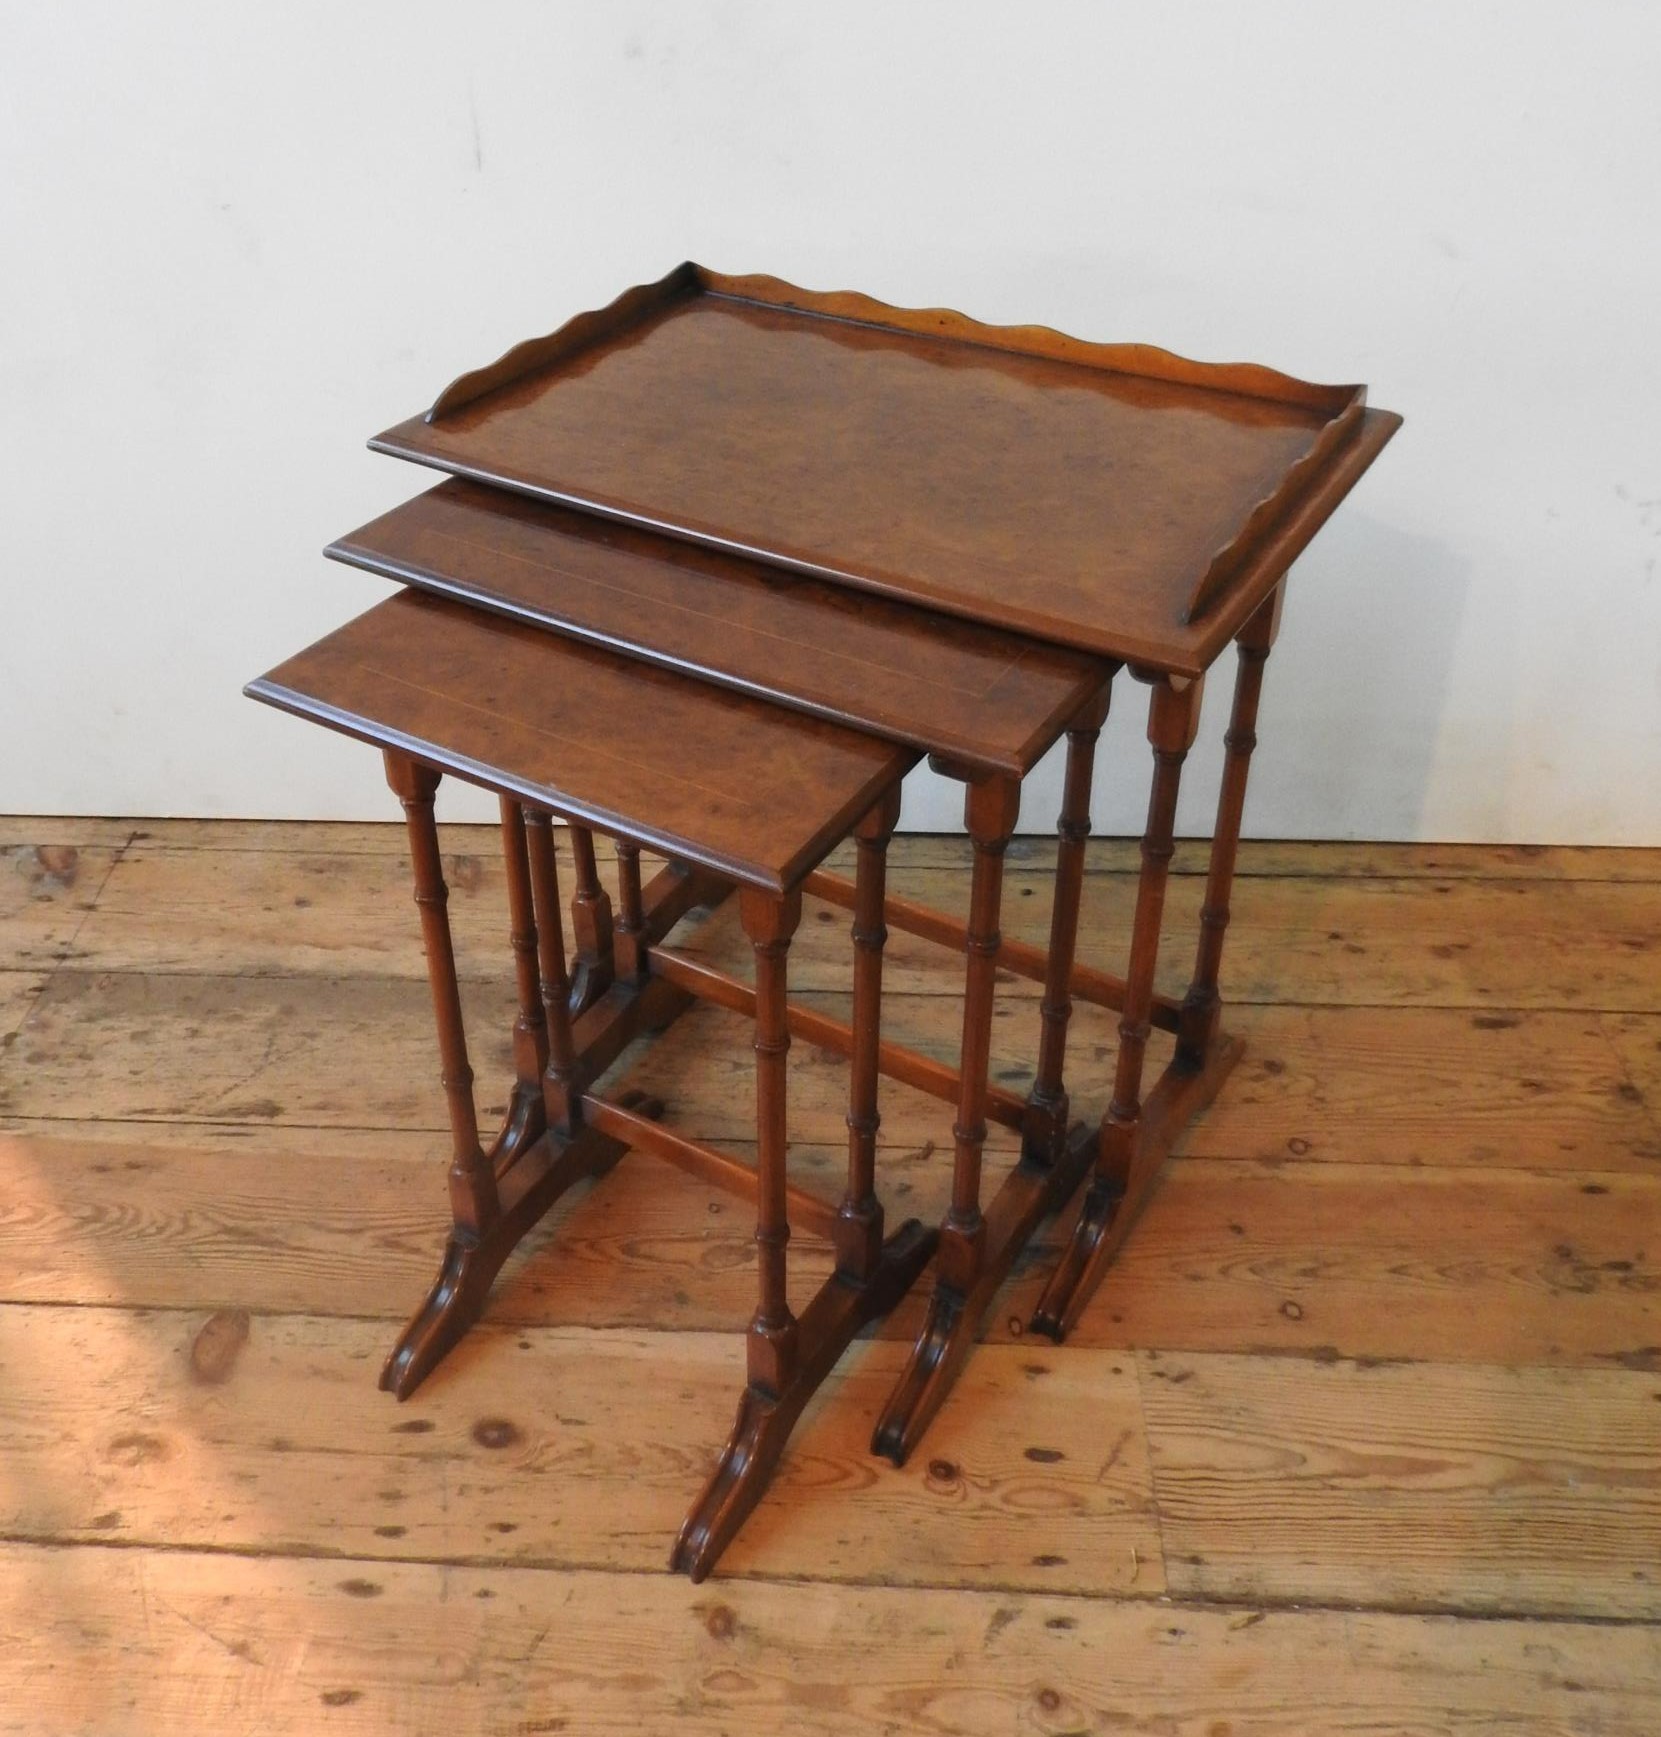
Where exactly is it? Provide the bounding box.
[1049,1159,1661,1365]
[0,1303,1156,1594]
[680,868,1661,1011]
[65,842,1661,1015]
[625,997,1661,1173]
[1,840,121,969]
[4,822,1660,1733]
[1607,1010,1661,1103]
[0,972,46,1045]
[1142,1350,1661,1618]
[329,478,1109,777]
[53,818,1655,879]
[0,969,525,1128]
[0,1129,853,1330]
[1187,1005,1661,1168]
[67,840,565,980]
[372,266,1395,669]
[3,1130,1654,1370]
[248,589,913,893]
[7,1542,1656,1737]
[3,1294,1659,1624]
[6,971,1657,1178]
[0,818,138,849]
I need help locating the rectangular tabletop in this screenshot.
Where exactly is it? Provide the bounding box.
[328,478,1111,778]
[246,590,915,893]
[371,264,1399,674]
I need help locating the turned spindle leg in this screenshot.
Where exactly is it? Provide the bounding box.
[1031,676,1205,1340]
[743,888,803,1397]
[872,774,1020,1465]
[1179,584,1283,1064]
[566,825,615,1014]
[379,801,719,1401]
[1023,686,1112,1165]
[614,842,649,984]
[524,810,582,1134]
[493,798,551,1166]
[385,753,499,1235]
[671,887,804,1580]
[837,786,903,1283]
[379,752,513,1398]
[943,779,1021,1303]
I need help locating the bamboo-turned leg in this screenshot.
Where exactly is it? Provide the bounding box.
[872,774,1021,1465]
[524,810,582,1134]
[386,754,499,1235]
[1031,676,1206,1341]
[746,891,801,1396]
[672,871,936,1581]
[566,825,615,1015]
[836,785,903,1281]
[1179,584,1283,1064]
[378,794,735,1402]
[492,798,551,1169]
[614,842,648,984]
[1022,686,1112,1165]
[672,887,801,1579]
[380,752,501,1395]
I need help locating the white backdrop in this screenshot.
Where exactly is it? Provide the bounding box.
[3,2,1657,839]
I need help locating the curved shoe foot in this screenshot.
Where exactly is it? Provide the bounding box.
[1028,1174,1124,1343]
[486,1083,548,1174]
[1030,1035,1243,1341]
[871,1130,1093,1464]
[567,957,612,1020]
[379,1117,642,1399]
[671,1217,936,1581]
[378,1232,505,1399]
[670,1385,787,1584]
[870,1284,972,1467]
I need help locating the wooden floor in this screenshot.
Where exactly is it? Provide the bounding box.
[2,817,1658,1734]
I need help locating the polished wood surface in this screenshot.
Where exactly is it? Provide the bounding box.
[1032,677,1207,1340]
[1023,689,1111,1163]
[383,755,497,1237]
[1179,585,1283,1062]
[252,581,952,1575]
[836,787,902,1281]
[329,477,1110,777]
[371,264,1400,670]
[246,589,914,893]
[644,941,1031,1133]
[872,773,1026,1465]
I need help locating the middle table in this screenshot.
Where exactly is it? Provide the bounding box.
[329,474,1132,1464]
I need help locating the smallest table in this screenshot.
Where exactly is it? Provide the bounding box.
[249,586,921,1578]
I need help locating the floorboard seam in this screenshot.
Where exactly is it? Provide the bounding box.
[4,1296,1653,1377]
[0,829,136,1056]
[14,962,1661,1018]
[2,1530,1656,1627]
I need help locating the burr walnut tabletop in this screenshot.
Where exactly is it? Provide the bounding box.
[372,263,1399,672]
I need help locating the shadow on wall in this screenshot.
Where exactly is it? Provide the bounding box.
[922,505,1472,841]
[858,506,1472,841]
[1240,508,1475,841]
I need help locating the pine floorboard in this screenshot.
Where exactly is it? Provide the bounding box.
[3,818,1659,1734]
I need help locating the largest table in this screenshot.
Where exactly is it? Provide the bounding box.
[334,263,1401,1489]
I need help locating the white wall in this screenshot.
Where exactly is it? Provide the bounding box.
[3,2,1657,840]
